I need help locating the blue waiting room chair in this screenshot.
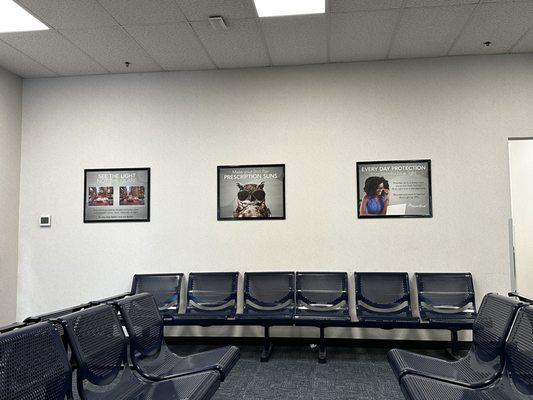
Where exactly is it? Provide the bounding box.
[117,293,240,381]
[60,304,221,400]
[178,272,239,321]
[416,272,477,325]
[399,304,533,400]
[131,273,183,318]
[236,271,296,361]
[0,322,72,400]
[388,293,524,387]
[416,272,478,356]
[355,272,419,325]
[294,271,350,363]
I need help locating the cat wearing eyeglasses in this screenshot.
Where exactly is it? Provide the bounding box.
[233,182,271,218]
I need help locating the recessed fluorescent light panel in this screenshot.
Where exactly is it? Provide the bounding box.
[254,0,325,17]
[0,0,48,33]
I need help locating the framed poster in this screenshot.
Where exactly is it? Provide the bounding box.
[218,164,285,220]
[84,168,150,223]
[356,160,432,218]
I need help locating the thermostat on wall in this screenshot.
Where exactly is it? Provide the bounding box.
[40,215,51,227]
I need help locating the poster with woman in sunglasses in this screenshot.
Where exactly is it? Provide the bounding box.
[217,164,286,220]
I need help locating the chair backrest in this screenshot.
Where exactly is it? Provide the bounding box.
[89,291,131,306]
[0,322,72,400]
[61,305,127,388]
[0,321,26,334]
[243,272,295,312]
[471,293,524,362]
[131,273,183,316]
[117,293,164,358]
[186,272,238,315]
[355,272,413,318]
[504,305,533,395]
[296,272,348,313]
[23,303,91,324]
[415,272,476,321]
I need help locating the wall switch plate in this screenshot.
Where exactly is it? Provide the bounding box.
[40,215,51,227]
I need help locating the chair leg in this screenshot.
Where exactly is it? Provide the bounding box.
[318,327,327,364]
[261,326,273,362]
[445,330,461,359]
[451,330,459,356]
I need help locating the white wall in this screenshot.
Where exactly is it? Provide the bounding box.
[0,67,22,326]
[18,54,533,339]
[509,139,533,299]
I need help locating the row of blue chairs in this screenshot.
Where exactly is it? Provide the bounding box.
[131,271,477,362]
[132,271,476,324]
[387,293,533,399]
[0,293,240,400]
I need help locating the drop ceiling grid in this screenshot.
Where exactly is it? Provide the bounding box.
[3,0,112,76]
[390,4,478,59]
[511,24,533,52]
[385,0,409,59]
[444,2,480,57]
[0,0,533,78]
[0,33,106,77]
[123,23,217,71]
[500,1,533,53]
[0,39,56,77]
[0,30,109,76]
[449,1,533,55]
[93,0,166,73]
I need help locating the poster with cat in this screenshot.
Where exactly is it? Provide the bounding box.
[217,164,285,220]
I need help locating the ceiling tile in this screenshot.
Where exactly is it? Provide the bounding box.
[450,2,533,54]
[176,0,257,21]
[0,40,57,78]
[191,18,269,68]
[330,10,400,62]
[260,15,327,66]
[512,27,533,53]
[97,0,187,26]
[390,5,476,59]
[15,0,117,29]
[125,23,215,71]
[0,30,107,76]
[60,26,162,74]
[405,0,479,7]
[329,0,403,12]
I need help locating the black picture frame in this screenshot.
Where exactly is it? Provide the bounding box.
[217,164,286,221]
[83,167,151,223]
[356,159,432,219]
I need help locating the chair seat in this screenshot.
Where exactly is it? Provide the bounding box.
[424,317,476,328]
[175,313,234,321]
[138,344,240,382]
[358,315,420,324]
[159,309,179,319]
[400,374,517,400]
[84,367,220,400]
[294,312,351,323]
[166,314,233,326]
[235,312,294,324]
[388,348,500,387]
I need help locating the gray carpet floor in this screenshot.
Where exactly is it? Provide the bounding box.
[169,343,451,400]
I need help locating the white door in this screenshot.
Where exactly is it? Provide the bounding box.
[509,139,533,299]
